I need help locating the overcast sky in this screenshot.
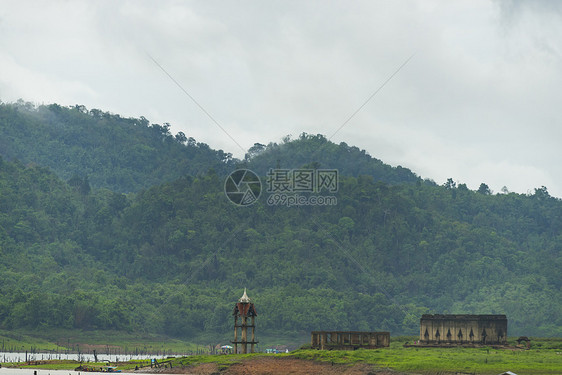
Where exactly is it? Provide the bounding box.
[1,0,561,197]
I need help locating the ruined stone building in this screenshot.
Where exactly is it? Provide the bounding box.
[232,288,258,353]
[311,331,390,350]
[419,314,507,345]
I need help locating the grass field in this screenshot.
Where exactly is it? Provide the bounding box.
[2,333,561,374]
[288,337,562,374]
[0,329,199,355]
[0,331,61,352]
[290,347,562,374]
[0,329,309,355]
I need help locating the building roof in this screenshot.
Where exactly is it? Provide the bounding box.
[233,302,257,317]
[421,314,507,321]
[233,288,257,317]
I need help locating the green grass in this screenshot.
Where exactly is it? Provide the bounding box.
[0,329,199,355]
[0,330,62,352]
[12,360,82,370]
[10,345,562,375]
[289,338,562,375]
[3,333,562,375]
[0,329,308,356]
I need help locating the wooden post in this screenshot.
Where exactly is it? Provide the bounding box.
[251,316,255,353]
[233,316,238,354]
[241,315,247,354]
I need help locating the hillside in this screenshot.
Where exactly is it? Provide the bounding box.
[245,133,420,186]
[0,102,560,341]
[0,101,235,192]
[0,102,421,193]
[0,158,133,330]
[105,171,561,337]
[0,158,560,338]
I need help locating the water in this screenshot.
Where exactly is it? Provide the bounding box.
[0,352,174,363]
[0,368,146,375]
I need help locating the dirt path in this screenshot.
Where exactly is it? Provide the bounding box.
[223,356,398,375]
[149,357,404,375]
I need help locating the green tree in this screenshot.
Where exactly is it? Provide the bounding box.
[477,183,491,195]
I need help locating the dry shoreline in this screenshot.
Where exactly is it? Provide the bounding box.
[135,357,410,375]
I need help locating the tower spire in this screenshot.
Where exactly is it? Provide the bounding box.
[239,287,251,303]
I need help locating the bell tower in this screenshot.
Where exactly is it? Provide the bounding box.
[232,288,258,353]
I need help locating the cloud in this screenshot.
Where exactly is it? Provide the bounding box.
[0,0,561,197]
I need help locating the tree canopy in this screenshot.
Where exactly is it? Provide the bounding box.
[0,101,560,339]
[0,101,235,192]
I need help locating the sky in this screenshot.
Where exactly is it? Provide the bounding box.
[1,0,561,197]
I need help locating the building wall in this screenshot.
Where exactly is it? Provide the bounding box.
[311,331,390,350]
[419,314,507,345]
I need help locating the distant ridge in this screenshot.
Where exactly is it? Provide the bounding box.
[245,133,421,185]
[0,102,421,193]
[0,101,235,192]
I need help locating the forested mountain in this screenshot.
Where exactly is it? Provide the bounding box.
[0,101,560,340]
[245,133,420,186]
[0,101,235,192]
[100,172,561,337]
[0,158,132,329]
[0,102,420,193]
